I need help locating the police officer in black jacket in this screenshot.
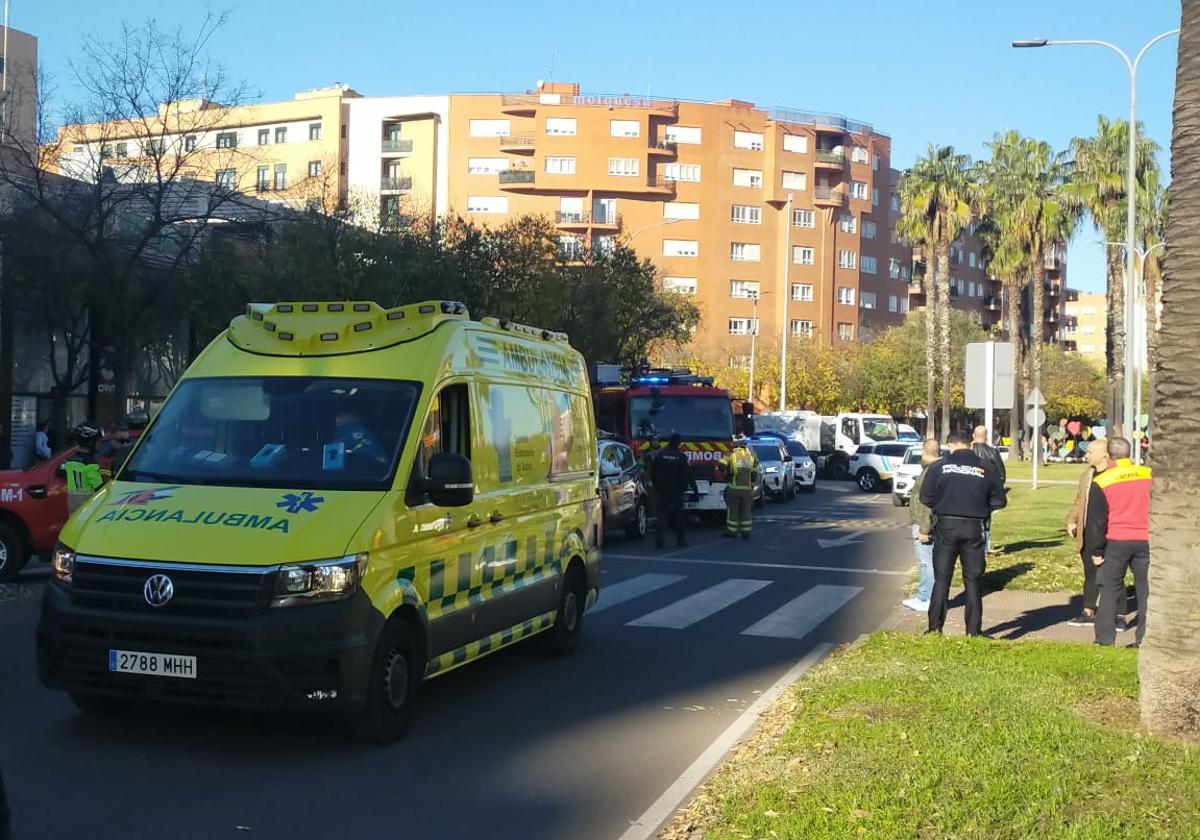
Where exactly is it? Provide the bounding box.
[920,430,1008,636]
[650,433,691,549]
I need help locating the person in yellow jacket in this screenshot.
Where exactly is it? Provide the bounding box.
[718,439,759,539]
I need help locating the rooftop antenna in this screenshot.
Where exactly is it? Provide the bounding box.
[547,48,562,82]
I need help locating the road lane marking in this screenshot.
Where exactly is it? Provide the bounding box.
[741,584,864,640]
[589,573,687,613]
[617,643,833,840]
[602,554,909,576]
[817,530,866,549]
[627,579,772,630]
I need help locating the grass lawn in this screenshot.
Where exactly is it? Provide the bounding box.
[984,480,1082,592]
[1004,459,1087,483]
[668,634,1200,840]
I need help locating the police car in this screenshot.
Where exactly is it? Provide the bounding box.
[849,442,914,492]
[891,444,948,505]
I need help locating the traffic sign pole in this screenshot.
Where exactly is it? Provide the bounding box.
[1026,387,1045,492]
[984,341,995,445]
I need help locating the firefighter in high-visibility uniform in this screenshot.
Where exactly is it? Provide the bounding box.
[718,439,759,539]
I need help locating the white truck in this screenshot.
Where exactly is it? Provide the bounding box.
[755,410,899,480]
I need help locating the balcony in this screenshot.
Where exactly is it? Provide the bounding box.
[646,176,678,196]
[983,296,1001,311]
[814,148,846,168]
[498,134,536,153]
[1063,340,1078,352]
[813,186,848,207]
[647,140,678,157]
[1046,282,1061,297]
[500,94,539,115]
[380,176,413,192]
[555,211,589,228]
[1065,315,1078,328]
[591,212,621,231]
[382,138,413,155]
[499,169,536,188]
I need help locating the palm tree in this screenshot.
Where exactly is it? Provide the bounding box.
[1069,115,1160,423]
[897,173,938,436]
[1140,0,1200,743]
[898,146,974,440]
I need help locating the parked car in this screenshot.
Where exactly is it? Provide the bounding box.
[892,444,949,506]
[0,436,132,582]
[782,439,817,493]
[598,438,649,539]
[750,436,795,500]
[897,423,922,443]
[849,441,915,493]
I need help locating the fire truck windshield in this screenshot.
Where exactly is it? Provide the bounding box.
[630,395,734,440]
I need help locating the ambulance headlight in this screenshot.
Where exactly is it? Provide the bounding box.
[272,553,368,607]
[52,543,75,586]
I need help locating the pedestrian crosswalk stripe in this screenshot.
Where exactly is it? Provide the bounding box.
[590,573,687,613]
[740,584,863,640]
[627,578,772,630]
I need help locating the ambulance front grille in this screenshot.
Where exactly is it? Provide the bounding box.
[71,558,271,618]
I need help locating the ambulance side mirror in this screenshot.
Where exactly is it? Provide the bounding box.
[424,452,474,507]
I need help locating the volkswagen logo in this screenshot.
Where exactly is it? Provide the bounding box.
[143,574,175,608]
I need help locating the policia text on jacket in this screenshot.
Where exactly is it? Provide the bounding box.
[36,300,602,742]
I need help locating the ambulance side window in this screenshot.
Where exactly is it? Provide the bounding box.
[410,383,472,505]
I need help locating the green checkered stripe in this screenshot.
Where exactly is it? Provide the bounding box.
[424,610,556,678]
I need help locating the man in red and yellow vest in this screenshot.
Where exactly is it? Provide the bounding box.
[1083,437,1151,646]
[717,438,759,539]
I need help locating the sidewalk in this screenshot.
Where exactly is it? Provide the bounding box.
[884,587,1139,642]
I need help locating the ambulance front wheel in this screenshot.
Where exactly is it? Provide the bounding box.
[546,564,585,655]
[351,618,420,743]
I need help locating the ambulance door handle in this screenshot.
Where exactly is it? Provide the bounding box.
[489,511,505,523]
[466,514,483,528]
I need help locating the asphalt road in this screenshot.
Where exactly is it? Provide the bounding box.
[0,482,911,840]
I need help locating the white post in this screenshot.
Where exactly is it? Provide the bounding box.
[984,340,995,445]
[1031,407,1039,492]
[748,293,758,404]
[778,193,793,412]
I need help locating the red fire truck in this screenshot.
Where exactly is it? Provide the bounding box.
[592,366,755,518]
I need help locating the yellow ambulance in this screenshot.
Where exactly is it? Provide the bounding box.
[37,300,601,741]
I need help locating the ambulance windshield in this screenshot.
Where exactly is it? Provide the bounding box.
[122,376,421,490]
[630,395,734,440]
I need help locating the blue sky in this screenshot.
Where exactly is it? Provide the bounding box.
[16,0,1182,293]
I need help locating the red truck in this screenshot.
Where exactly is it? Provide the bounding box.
[592,366,756,520]
[0,438,129,582]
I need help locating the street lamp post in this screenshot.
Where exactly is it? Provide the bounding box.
[1014,30,1179,443]
[622,216,682,245]
[748,291,759,403]
[778,192,794,412]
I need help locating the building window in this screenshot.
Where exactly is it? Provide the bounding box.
[609,119,640,137]
[969,251,977,268]
[215,169,237,190]
[545,156,576,174]
[215,131,238,149]
[860,291,877,310]
[731,205,761,224]
[793,246,815,265]
[872,154,880,171]
[872,187,880,206]
[663,201,700,220]
[838,322,854,340]
[729,355,751,369]
[144,139,165,155]
[663,163,701,182]
[838,286,855,305]
[182,135,197,153]
[309,122,322,141]
[861,255,878,274]
[862,220,877,240]
[791,320,813,337]
[849,180,868,200]
[308,160,322,178]
[275,127,288,144]
[728,318,758,336]
[900,298,909,313]
[730,280,761,298]
[730,242,761,262]
[256,166,270,192]
[665,125,701,144]
[546,117,577,135]
[781,171,807,190]
[274,163,287,191]
[889,258,901,279]
[469,119,511,137]
[890,194,900,212]
[851,145,869,164]
[663,277,698,295]
[838,213,857,234]
[468,157,510,175]
[888,295,899,313]
[782,133,808,154]
[663,239,699,257]
[838,250,857,269]
[466,195,509,214]
[793,209,815,228]
[791,283,813,302]
[733,130,764,150]
[560,235,585,261]
[733,168,763,188]
[258,128,270,145]
[609,157,640,177]
[115,142,128,158]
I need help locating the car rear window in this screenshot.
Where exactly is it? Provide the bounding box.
[879,444,911,457]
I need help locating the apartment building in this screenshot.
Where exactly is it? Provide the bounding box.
[1063,291,1106,368]
[438,82,905,358]
[51,84,358,211]
[0,26,38,154]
